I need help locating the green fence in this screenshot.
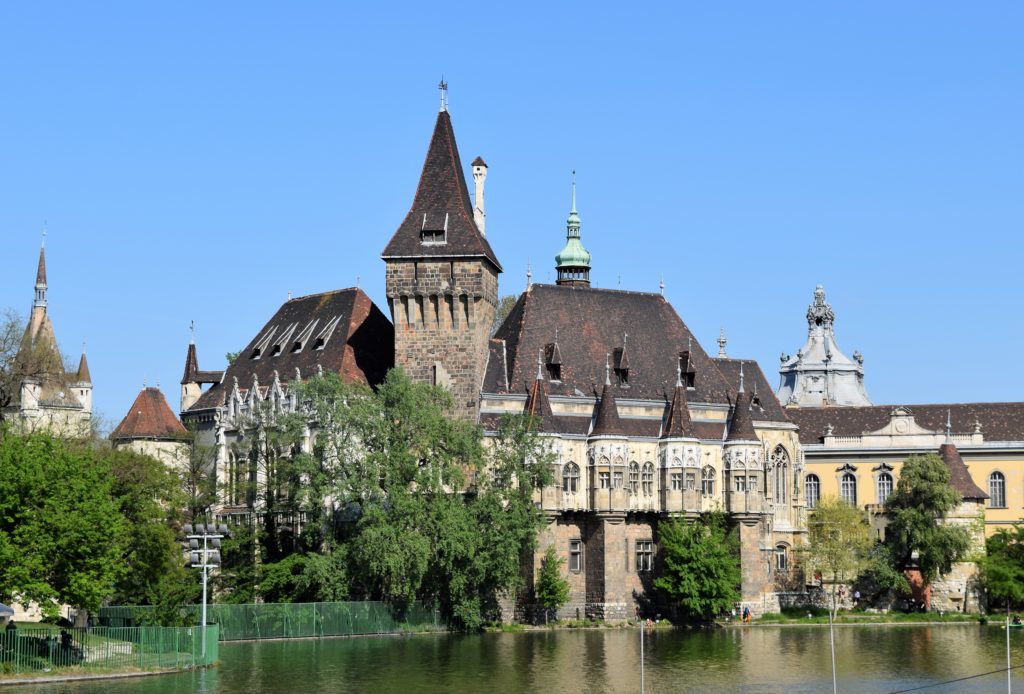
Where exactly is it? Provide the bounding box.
[100,602,444,641]
[0,624,218,675]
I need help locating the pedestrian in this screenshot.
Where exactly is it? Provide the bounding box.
[743,606,750,623]
[853,590,860,608]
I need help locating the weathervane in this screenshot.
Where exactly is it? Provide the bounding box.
[438,78,448,112]
[189,320,195,344]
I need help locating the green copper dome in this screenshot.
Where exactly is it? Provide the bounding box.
[555,173,592,287]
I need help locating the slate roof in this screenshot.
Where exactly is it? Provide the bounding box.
[186,288,394,412]
[938,443,989,500]
[487,284,734,403]
[76,353,91,383]
[726,390,759,442]
[591,383,625,436]
[381,110,501,271]
[787,403,1024,445]
[715,358,791,424]
[524,374,556,432]
[111,387,187,441]
[662,383,696,438]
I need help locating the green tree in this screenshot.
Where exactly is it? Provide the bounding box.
[805,497,874,617]
[884,453,971,585]
[491,295,519,337]
[535,545,570,624]
[654,512,741,620]
[0,430,127,616]
[981,525,1024,608]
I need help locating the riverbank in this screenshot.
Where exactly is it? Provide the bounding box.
[0,666,200,687]
[723,610,984,627]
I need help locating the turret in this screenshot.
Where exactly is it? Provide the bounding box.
[555,172,592,288]
[724,366,764,517]
[660,361,702,514]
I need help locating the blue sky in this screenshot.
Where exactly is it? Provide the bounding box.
[1,3,1021,430]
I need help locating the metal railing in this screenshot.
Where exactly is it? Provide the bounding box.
[0,624,218,675]
[100,601,444,641]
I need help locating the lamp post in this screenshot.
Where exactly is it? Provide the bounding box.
[184,523,229,658]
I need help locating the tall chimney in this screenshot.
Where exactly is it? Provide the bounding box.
[471,156,487,236]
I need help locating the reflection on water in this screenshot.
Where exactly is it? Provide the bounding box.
[29,624,1024,693]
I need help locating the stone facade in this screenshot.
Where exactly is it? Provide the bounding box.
[385,258,497,420]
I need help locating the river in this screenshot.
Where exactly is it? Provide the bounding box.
[28,624,1024,693]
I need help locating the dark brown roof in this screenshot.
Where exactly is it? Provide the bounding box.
[181,343,224,385]
[663,384,696,438]
[524,374,555,432]
[35,246,46,285]
[591,383,625,436]
[471,156,487,167]
[487,284,733,402]
[111,387,187,441]
[186,288,394,412]
[937,443,988,500]
[381,111,501,270]
[715,358,790,424]
[76,353,91,383]
[787,403,1024,445]
[726,390,759,442]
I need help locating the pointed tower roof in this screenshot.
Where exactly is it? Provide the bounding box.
[181,342,199,384]
[111,387,188,441]
[726,389,759,442]
[382,109,501,270]
[555,171,592,287]
[591,356,624,436]
[76,352,91,383]
[663,364,696,438]
[524,351,555,431]
[35,245,47,288]
[937,442,988,501]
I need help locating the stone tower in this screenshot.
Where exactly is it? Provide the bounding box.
[381,95,502,420]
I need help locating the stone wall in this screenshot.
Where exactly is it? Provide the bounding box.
[386,259,497,420]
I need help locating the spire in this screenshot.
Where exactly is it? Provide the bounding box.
[738,363,745,393]
[76,350,91,383]
[181,342,199,384]
[663,364,696,439]
[524,349,554,432]
[438,77,448,112]
[945,409,952,443]
[33,238,47,309]
[555,170,592,287]
[382,101,502,271]
[604,353,611,386]
[717,328,727,358]
[726,389,758,442]
[591,381,624,436]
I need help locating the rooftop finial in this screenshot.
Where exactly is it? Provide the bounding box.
[527,261,532,287]
[41,225,47,249]
[605,353,611,387]
[738,363,745,393]
[537,348,544,381]
[356,275,361,289]
[571,170,577,215]
[189,320,195,345]
[676,358,682,388]
[945,409,952,443]
[717,328,727,358]
[659,274,664,296]
[438,77,448,112]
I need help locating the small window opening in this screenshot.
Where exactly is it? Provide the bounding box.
[269,345,282,357]
[547,363,561,381]
[290,341,302,353]
[313,337,326,351]
[678,351,696,388]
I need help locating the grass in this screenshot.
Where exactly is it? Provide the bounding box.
[749,608,984,625]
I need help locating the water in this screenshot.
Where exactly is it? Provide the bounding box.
[27,624,1024,693]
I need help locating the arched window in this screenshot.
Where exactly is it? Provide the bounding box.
[989,471,1006,508]
[629,462,640,496]
[642,463,654,496]
[701,466,716,496]
[805,474,820,509]
[562,463,580,494]
[775,545,789,571]
[771,445,790,503]
[876,472,893,505]
[840,472,857,506]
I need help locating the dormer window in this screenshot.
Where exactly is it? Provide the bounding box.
[544,342,562,382]
[678,351,696,388]
[613,348,629,387]
[547,363,561,381]
[420,212,448,245]
[269,345,282,357]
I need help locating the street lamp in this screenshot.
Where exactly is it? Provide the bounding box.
[183,522,229,657]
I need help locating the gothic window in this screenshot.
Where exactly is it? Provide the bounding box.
[748,475,758,492]
[775,545,789,571]
[989,471,1007,508]
[635,540,654,572]
[562,463,580,494]
[805,474,820,509]
[771,445,790,503]
[599,471,611,489]
[613,471,624,489]
[642,463,654,496]
[876,472,894,505]
[701,466,716,496]
[685,471,696,491]
[569,540,583,573]
[840,472,857,506]
[734,475,747,493]
[671,472,683,491]
[629,462,640,496]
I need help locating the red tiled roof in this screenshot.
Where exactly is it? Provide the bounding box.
[938,442,988,501]
[111,387,187,440]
